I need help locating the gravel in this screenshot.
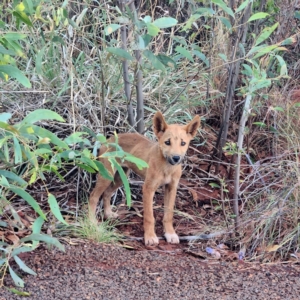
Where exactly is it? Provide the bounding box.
[2,242,300,300]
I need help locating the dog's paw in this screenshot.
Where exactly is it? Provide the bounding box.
[165,232,180,244]
[144,234,159,246]
[104,211,119,219]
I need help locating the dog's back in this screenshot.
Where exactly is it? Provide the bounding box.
[101,133,154,178]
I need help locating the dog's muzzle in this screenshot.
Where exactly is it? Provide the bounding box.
[167,155,182,165]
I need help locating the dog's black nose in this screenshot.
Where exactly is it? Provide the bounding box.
[172,156,181,163]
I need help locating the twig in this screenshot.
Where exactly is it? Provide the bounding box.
[123,231,227,241]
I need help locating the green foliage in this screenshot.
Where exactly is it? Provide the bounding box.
[104,13,179,72]
[0,108,147,287]
[1,234,64,287]
[0,31,31,87]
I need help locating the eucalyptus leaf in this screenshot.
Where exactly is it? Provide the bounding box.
[248,12,269,22]
[193,50,209,67]
[175,46,194,62]
[9,266,24,287]
[146,23,160,36]
[10,186,46,220]
[124,154,148,170]
[31,125,69,149]
[13,137,22,164]
[106,47,134,60]
[111,159,131,207]
[21,109,65,125]
[76,7,88,26]
[3,33,27,40]
[0,170,27,187]
[11,246,33,257]
[20,234,65,251]
[152,17,177,28]
[0,65,31,88]
[0,45,16,55]
[64,132,88,145]
[13,11,33,26]
[0,112,12,122]
[14,255,37,275]
[255,23,279,46]
[235,0,250,13]
[104,24,121,35]
[156,54,176,68]
[273,106,284,112]
[94,160,113,181]
[32,216,44,248]
[143,50,165,71]
[212,0,234,18]
[0,258,7,266]
[48,193,68,225]
[219,17,232,32]
[6,288,30,296]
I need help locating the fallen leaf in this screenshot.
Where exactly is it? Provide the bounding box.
[185,250,207,259]
[6,234,20,245]
[266,244,281,252]
[188,188,198,201]
[120,244,135,249]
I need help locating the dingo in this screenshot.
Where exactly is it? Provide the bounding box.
[89,112,200,246]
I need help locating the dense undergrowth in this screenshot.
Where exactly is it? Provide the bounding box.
[0,0,300,290]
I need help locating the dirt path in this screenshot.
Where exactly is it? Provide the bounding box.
[2,241,300,300]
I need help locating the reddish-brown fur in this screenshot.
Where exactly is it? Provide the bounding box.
[89,112,200,245]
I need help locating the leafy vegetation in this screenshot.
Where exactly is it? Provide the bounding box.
[1,0,300,290]
[0,107,146,287]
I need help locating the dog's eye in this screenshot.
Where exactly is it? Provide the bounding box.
[181,141,186,146]
[165,140,171,146]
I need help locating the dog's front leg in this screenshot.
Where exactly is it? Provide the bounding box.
[143,182,159,246]
[163,178,180,244]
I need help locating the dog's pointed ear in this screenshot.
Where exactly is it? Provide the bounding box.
[185,115,200,137]
[153,111,168,138]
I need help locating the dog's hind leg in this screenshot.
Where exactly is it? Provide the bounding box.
[89,155,118,221]
[102,167,129,219]
[89,174,112,221]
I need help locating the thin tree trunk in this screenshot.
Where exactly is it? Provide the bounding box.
[134,49,144,133]
[129,1,144,133]
[119,0,134,127]
[214,3,253,231]
[216,2,252,158]
[233,93,252,231]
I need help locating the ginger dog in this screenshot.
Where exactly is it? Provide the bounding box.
[89,112,200,246]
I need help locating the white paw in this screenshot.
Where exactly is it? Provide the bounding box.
[104,210,119,219]
[165,232,180,244]
[144,234,159,246]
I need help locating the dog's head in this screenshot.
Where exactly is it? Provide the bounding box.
[153,112,200,166]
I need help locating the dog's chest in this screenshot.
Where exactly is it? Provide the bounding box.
[162,174,172,185]
[160,167,180,185]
